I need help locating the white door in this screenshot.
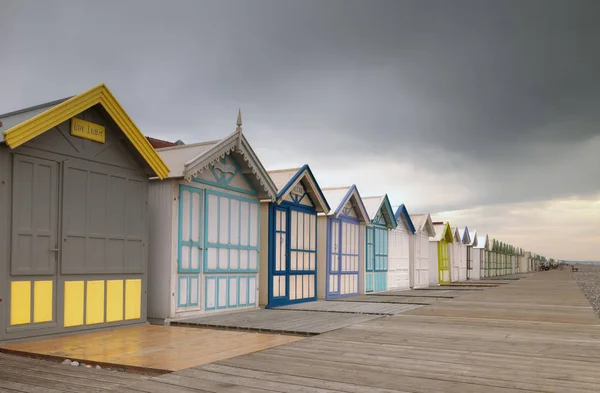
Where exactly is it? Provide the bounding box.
[451,244,460,282]
[428,242,439,285]
[413,233,430,289]
[388,229,409,289]
[459,245,467,281]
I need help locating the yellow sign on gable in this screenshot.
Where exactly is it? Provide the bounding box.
[71,118,105,143]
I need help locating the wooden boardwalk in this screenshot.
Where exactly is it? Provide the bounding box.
[274,300,423,315]
[173,309,382,335]
[140,271,600,392]
[330,294,446,305]
[2,271,600,392]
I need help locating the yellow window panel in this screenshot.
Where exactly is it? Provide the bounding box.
[64,281,84,327]
[11,281,31,325]
[34,281,53,323]
[106,280,124,322]
[86,281,105,325]
[125,279,141,320]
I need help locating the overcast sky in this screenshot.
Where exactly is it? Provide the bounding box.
[1,0,599,260]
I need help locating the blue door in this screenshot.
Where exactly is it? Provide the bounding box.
[269,204,317,306]
[327,217,360,298]
[366,226,388,292]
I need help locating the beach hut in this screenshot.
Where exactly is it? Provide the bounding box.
[523,251,532,272]
[451,227,470,282]
[0,84,169,341]
[518,248,527,273]
[488,238,497,277]
[387,205,415,290]
[363,195,398,292]
[317,186,370,299]
[466,229,478,280]
[430,222,454,284]
[259,166,330,307]
[474,234,489,280]
[409,214,436,289]
[147,113,278,323]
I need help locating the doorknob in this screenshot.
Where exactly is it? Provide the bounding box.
[49,248,59,252]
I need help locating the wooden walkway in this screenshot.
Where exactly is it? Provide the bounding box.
[330,294,446,305]
[274,300,423,315]
[173,309,381,335]
[140,271,600,392]
[0,352,150,392]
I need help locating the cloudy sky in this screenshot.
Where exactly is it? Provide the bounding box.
[1,0,599,260]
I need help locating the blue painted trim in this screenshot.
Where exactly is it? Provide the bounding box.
[191,155,258,196]
[325,215,361,299]
[192,177,258,197]
[333,185,369,223]
[177,276,188,307]
[373,226,388,272]
[276,164,331,213]
[370,194,398,229]
[227,276,238,308]
[178,185,203,274]
[204,277,216,310]
[267,200,318,308]
[203,189,260,274]
[188,276,199,306]
[394,204,416,233]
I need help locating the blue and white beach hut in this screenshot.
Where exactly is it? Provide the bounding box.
[362,195,398,293]
[147,114,278,323]
[258,166,330,307]
[317,186,370,299]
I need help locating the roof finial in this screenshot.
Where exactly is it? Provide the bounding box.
[236,109,242,132]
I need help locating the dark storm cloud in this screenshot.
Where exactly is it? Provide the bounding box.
[1,0,599,212]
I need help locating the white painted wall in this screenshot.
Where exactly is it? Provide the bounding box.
[428,241,439,286]
[388,225,410,290]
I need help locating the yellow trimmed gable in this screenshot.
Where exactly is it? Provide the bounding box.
[2,84,169,179]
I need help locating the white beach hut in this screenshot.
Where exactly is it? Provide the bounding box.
[409,213,436,289]
[259,166,330,308]
[451,227,470,282]
[147,115,278,323]
[430,222,454,285]
[317,186,370,299]
[474,234,489,279]
[387,205,415,290]
[362,195,398,292]
[466,229,478,280]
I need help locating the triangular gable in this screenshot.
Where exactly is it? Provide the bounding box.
[468,230,478,247]
[453,227,462,243]
[431,222,453,243]
[475,234,489,250]
[460,226,471,244]
[1,84,169,179]
[363,195,398,229]
[410,214,436,237]
[183,128,277,201]
[394,204,416,233]
[322,185,370,223]
[270,165,330,214]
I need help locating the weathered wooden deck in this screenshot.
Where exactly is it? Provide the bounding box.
[138,271,600,392]
[2,270,600,392]
[172,309,382,335]
[274,300,423,315]
[329,294,447,305]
